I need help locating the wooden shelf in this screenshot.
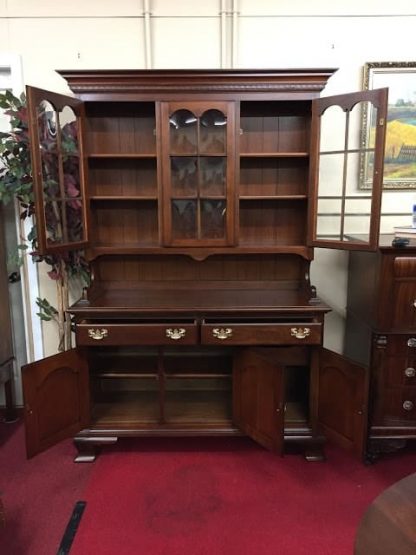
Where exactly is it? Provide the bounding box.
[91,244,312,259]
[88,153,157,159]
[239,195,307,201]
[240,152,309,158]
[90,195,158,201]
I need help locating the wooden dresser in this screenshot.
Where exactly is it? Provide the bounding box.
[20,69,388,462]
[346,236,416,460]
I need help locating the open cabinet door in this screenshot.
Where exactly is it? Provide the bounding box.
[26,86,89,255]
[22,349,89,458]
[233,348,284,454]
[317,348,369,457]
[308,88,388,251]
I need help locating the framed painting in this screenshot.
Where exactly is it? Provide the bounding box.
[360,61,416,189]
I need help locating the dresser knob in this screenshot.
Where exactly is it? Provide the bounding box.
[403,400,414,411]
[405,367,416,378]
[407,338,416,347]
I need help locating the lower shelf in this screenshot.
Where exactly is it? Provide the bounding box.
[91,389,232,427]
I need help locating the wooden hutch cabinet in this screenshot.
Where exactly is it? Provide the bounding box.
[346,239,416,460]
[21,69,388,462]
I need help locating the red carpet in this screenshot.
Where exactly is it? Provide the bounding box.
[70,437,416,555]
[0,421,93,555]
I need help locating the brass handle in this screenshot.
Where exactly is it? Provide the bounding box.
[403,400,414,411]
[290,327,311,340]
[166,328,186,340]
[88,328,108,341]
[405,367,416,378]
[413,300,416,308]
[408,338,416,347]
[212,327,233,340]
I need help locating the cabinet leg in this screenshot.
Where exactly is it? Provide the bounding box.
[73,436,118,463]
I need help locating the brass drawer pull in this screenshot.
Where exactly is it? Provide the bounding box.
[403,400,414,411]
[166,328,186,340]
[212,328,233,340]
[408,338,416,347]
[88,328,108,341]
[290,327,311,340]
[405,367,416,378]
[413,299,416,308]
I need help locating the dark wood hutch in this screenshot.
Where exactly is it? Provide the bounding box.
[21,69,391,462]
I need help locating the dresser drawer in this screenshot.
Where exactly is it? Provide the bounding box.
[201,320,322,345]
[76,321,198,346]
[375,388,416,424]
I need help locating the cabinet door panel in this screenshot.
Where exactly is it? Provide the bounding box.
[26,86,89,254]
[317,348,368,457]
[22,349,89,457]
[233,349,284,453]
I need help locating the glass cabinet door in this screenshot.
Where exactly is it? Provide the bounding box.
[308,88,388,250]
[27,86,88,254]
[161,102,235,246]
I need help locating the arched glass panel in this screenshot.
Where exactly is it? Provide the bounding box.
[169,109,197,154]
[199,109,227,154]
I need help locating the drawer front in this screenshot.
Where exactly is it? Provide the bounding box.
[373,388,416,424]
[76,322,198,346]
[201,322,322,345]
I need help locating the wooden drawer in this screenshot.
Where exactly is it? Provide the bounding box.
[201,321,322,345]
[374,387,416,424]
[76,321,198,346]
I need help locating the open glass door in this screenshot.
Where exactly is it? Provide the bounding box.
[308,88,388,250]
[27,86,89,254]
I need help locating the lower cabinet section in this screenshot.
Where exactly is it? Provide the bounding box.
[23,341,339,461]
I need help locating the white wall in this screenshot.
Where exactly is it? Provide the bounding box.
[1,0,416,357]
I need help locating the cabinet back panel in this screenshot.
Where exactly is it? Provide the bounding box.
[239,202,306,245]
[86,102,156,154]
[92,201,159,246]
[240,158,308,196]
[89,158,157,197]
[240,101,310,153]
[95,254,306,286]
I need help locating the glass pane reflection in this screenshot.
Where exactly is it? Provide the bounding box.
[65,200,84,242]
[44,200,64,245]
[59,106,79,155]
[200,157,226,196]
[201,200,226,239]
[171,199,197,239]
[41,152,60,198]
[38,100,58,152]
[200,109,227,154]
[170,157,198,196]
[169,109,197,154]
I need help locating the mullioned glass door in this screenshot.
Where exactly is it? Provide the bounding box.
[161,101,236,247]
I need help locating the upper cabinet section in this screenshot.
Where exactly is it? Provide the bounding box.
[308,88,388,251]
[26,69,391,257]
[27,86,88,254]
[161,101,235,246]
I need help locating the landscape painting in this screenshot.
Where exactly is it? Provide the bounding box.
[360,62,416,189]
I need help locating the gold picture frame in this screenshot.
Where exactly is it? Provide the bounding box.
[360,61,416,189]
